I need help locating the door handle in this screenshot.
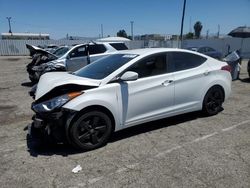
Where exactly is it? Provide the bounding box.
[162,80,173,86]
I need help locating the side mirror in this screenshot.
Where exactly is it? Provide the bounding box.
[120,71,138,81]
[66,55,70,60]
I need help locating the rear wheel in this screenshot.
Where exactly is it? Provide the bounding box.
[202,86,224,116]
[69,111,112,150]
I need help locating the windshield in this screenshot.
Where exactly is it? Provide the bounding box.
[53,46,70,57]
[75,54,138,79]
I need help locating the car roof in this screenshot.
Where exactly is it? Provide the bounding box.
[111,48,199,56]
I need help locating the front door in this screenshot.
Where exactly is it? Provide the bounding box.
[66,45,88,72]
[118,53,175,127]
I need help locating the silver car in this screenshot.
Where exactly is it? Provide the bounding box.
[48,42,128,72]
[30,42,128,82]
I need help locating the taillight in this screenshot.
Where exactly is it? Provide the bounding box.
[221,65,231,73]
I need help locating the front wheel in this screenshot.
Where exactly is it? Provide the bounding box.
[202,86,224,116]
[69,111,113,150]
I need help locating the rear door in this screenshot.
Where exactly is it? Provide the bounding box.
[167,52,209,111]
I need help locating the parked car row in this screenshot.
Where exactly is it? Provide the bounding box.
[186,46,223,60]
[28,47,232,151]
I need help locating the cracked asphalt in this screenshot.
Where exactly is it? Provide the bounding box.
[0,56,249,188]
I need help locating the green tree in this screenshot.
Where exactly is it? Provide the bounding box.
[117,30,128,38]
[185,32,194,39]
[194,21,203,38]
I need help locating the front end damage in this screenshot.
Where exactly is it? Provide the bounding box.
[28,91,81,147]
[28,106,76,148]
[29,91,84,147]
[29,62,66,83]
[27,72,100,148]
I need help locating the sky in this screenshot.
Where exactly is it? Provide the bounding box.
[0,0,250,39]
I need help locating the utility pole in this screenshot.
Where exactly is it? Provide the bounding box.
[206,30,209,39]
[189,16,192,33]
[180,0,186,48]
[130,21,134,40]
[101,24,103,38]
[6,17,12,33]
[217,24,220,38]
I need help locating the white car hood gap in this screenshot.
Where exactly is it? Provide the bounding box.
[35,72,100,100]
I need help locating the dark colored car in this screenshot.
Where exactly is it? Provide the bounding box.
[187,46,223,60]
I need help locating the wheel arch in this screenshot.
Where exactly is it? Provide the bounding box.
[203,84,225,103]
[66,105,116,138]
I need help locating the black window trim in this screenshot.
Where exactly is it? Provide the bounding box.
[118,52,169,80]
[167,51,207,73]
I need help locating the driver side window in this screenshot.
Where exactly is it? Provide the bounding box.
[69,46,87,58]
[126,53,167,78]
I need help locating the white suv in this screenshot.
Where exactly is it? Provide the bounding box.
[52,42,128,72]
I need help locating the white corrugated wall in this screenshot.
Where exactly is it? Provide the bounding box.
[0,38,249,58]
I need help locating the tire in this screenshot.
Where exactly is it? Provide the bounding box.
[202,86,224,116]
[69,111,113,150]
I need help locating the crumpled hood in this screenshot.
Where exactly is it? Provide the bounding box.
[35,72,101,100]
[26,44,57,59]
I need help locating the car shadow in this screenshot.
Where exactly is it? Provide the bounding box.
[26,111,206,157]
[239,78,250,83]
[21,81,35,87]
[110,111,204,143]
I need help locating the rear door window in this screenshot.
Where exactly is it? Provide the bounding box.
[89,44,106,55]
[167,52,207,72]
[109,43,128,50]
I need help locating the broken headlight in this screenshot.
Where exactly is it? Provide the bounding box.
[44,63,65,72]
[32,92,82,113]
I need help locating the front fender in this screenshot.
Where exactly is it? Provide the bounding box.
[63,84,121,131]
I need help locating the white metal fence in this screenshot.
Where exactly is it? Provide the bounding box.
[182,38,250,58]
[0,38,249,58]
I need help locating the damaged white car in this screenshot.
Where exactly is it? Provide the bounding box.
[28,42,128,83]
[29,48,232,150]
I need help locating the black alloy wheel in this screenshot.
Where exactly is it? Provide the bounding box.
[202,86,224,116]
[69,111,112,150]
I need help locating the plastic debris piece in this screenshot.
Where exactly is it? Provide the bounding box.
[72,165,82,173]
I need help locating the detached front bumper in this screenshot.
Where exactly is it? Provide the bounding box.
[30,108,77,143]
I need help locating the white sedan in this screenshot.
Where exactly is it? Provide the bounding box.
[30,48,232,150]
